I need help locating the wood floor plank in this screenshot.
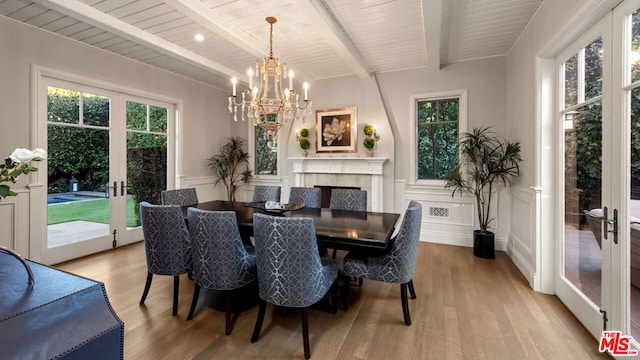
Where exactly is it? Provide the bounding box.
[54,241,609,359]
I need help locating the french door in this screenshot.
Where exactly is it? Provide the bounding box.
[40,75,175,264]
[557,0,640,350]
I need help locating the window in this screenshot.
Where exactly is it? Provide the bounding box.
[411,90,466,183]
[254,125,278,176]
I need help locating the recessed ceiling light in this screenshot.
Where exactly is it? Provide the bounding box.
[195,33,204,42]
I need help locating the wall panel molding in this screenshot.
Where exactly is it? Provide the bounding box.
[506,186,539,289]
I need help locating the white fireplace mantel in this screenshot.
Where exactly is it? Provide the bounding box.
[288,156,387,211]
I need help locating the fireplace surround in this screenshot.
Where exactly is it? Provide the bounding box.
[288,156,387,211]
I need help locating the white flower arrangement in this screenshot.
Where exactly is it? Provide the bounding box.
[0,148,47,199]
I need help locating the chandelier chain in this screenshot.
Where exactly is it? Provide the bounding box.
[269,20,273,58]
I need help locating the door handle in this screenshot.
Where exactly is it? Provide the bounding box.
[607,207,618,245]
[120,181,126,197]
[113,181,118,197]
[583,206,618,244]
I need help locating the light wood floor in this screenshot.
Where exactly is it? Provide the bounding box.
[55,242,609,360]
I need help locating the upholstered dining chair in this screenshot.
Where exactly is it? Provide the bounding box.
[251,185,281,203]
[289,187,322,208]
[161,188,198,206]
[342,201,422,325]
[329,188,367,211]
[186,208,257,335]
[251,213,338,360]
[139,202,193,316]
[328,188,367,258]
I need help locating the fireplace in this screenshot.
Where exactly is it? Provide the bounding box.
[288,156,387,211]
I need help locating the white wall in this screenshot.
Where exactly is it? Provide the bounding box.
[0,16,231,258]
[275,57,513,252]
[506,0,621,292]
[374,58,512,249]
[283,75,395,211]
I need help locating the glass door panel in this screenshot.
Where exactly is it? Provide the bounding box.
[45,86,114,262]
[41,81,175,263]
[563,102,603,307]
[557,26,608,339]
[125,101,168,236]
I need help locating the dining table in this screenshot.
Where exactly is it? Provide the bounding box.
[184,200,401,255]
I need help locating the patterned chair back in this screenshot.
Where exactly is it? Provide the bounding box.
[187,208,256,290]
[288,187,321,208]
[251,185,281,203]
[383,201,423,283]
[253,213,337,307]
[329,188,367,211]
[139,202,193,276]
[161,188,198,206]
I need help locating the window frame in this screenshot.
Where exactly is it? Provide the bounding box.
[409,89,467,187]
[248,123,281,179]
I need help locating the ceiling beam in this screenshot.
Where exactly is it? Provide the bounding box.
[165,0,315,83]
[422,0,443,71]
[34,0,245,82]
[298,0,371,79]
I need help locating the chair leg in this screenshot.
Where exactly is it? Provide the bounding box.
[251,299,267,343]
[225,291,233,335]
[408,279,417,299]
[302,308,311,360]
[401,283,411,326]
[343,275,350,311]
[331,281,338,314]
[139,271,153,305]
[173,275,180,316]
[187,284,201,320]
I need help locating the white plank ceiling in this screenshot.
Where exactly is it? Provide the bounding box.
[0,0,543,89]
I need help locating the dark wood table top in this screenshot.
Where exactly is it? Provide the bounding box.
[185,200,401,252]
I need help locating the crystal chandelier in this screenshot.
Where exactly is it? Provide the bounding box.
[228,16,312,139]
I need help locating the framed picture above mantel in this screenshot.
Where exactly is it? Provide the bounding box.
[316,106,357,153]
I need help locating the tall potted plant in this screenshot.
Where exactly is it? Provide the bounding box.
[207,137,253,201]
[445,126,522,259]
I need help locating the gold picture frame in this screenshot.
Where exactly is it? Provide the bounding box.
[315,107,357,153]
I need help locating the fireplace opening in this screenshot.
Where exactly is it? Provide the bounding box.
[313,185,361,208]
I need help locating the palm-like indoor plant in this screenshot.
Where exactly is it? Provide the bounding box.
[445,126,522,259]
[207,137,253,202]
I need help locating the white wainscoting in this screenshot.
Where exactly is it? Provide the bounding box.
[397,181,538,289]
[179,175,290,203]
[1,190,31,257]
[179,175,226,202]
[400,182,506,250]
[506,186,539,290]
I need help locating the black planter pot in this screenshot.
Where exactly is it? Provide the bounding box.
[473,230,495,259]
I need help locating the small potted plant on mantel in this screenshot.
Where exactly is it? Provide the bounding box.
[298,128,310,157]
[445,126,522,259]
[363,125,376,157]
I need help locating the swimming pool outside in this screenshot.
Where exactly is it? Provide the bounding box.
[47,192,105,205]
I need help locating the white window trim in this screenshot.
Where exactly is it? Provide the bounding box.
[409,89,468,187]
[248,123,282,179]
